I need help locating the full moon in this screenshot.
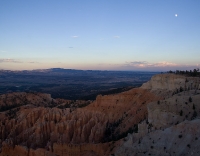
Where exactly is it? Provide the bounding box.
[175,14,178,17]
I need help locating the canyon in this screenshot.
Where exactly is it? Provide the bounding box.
[0,73,200,156]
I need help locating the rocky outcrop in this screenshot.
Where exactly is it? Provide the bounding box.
[0,92,55,110]
[147,90,200,130]
[141,74,200,97]
[115,74,200,156]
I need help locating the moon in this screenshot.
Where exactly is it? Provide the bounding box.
[175,14,178,17]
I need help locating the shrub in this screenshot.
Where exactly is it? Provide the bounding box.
[187,144,191,148]
[193,104,195,110]
[191,111,197,120]
[189,97,192,102]
[179,110,183,116]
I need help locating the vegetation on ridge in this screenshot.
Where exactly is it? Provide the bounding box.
[167,68,200,77]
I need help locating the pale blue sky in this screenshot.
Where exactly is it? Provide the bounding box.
[0,0,200,71]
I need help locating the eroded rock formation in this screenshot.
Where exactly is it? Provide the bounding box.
[1,73,200,156]
[0,88,161,156]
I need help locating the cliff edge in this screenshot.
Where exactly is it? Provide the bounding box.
[115,73,200,156]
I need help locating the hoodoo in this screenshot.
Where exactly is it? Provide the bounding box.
[0,73,200,156]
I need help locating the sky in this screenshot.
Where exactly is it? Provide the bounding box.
[0,0,200,71]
